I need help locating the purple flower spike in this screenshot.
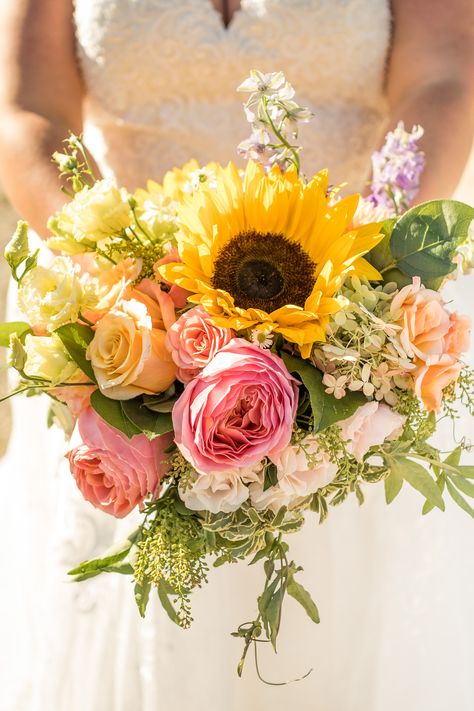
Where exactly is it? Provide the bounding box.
[368,122,425,215]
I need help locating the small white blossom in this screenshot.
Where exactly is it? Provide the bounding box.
[322,373,347,399]
[250,328,274,348]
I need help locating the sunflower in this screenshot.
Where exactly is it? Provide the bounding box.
[159,160,384,357]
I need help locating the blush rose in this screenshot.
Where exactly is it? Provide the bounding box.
[172,339,298,472]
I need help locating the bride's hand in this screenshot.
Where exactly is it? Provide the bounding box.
[385,0,474,201]
[0,0,84,237]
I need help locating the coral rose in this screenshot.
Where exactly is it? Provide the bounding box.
[66,407,171,518]
[173,339,298,472]
[166,306,234,383]
[390,276,452,360]
[339,402,406,461]
[87,298,176,400]
[82,257,142,324]
[413,354,464,412]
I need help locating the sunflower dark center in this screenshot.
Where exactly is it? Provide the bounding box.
[211,230,316,312]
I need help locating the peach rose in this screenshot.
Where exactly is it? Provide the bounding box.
[86,298,176,400]
[414,354,464,412]
[126,278,177,331]
[166,306,234,383]
[390,276,451,361]
[444,313,471,358]
[82,257,142,324]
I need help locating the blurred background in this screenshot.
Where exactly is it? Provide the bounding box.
[0,142,473,458]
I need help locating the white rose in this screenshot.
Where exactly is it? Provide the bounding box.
[339,401,406,462]
[48,179,132,246]
[179,468,255,514]
[249,438,338,514]
[18,256,90,331]
[23,334,80,385]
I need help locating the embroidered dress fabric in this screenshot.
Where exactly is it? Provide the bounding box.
[0,2,473,710]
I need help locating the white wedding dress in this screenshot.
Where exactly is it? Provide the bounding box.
[1,2,473,710]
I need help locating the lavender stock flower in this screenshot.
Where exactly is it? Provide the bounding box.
[368,122,425,215]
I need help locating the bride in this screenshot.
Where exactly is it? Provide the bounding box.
[0,1,473,710]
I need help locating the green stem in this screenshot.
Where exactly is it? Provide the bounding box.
[262,97,300,174]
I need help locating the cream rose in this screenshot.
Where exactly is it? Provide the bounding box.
[87,299,176,399]
[178,468,255,514]
[18,256,90,331]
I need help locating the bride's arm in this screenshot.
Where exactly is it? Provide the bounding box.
[386,0,474,201]
[0,0,84,236]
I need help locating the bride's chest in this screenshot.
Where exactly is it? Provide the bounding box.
[74,0,390,109]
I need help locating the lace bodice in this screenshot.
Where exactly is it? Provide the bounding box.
[74,0,391,192]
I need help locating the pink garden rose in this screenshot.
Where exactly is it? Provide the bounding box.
[339,401,406,461]
[173,339,298,472]
[66,407,171,518]
[166,306,234,383]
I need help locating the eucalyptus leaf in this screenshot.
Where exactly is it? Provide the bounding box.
[287,576,320,623]
[0,321,31,347]
[55,322,96,382]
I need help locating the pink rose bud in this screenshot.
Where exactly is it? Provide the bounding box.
[166,306,234,383]
[66,407,172,518]
[172,339,298,472]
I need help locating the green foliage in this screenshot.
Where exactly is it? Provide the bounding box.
[202,502,305,559]
[133,495,210,627]
[55,322,96,382]
[90,391,173,439]
[4,221,39,283]
[90,390,142,437]
[366,200,474,287]
[0,322,31,348]
[233,535,318,679]
[281,352,364,433]
[263,462,278,491]
[68,533,137,582]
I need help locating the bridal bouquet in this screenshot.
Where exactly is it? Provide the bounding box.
[2,71,474,678]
